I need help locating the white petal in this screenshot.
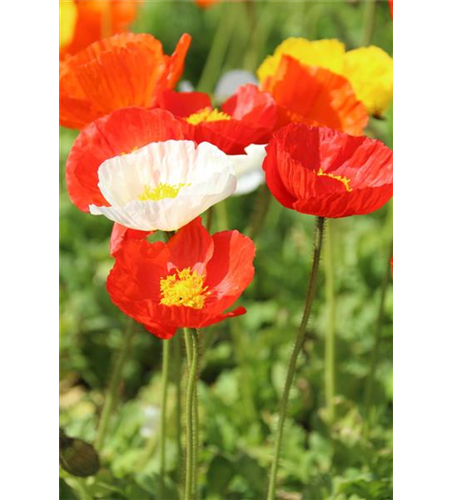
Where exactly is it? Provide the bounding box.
[229,144,267,196]
[91,140,237,231]
[214,70,259,102]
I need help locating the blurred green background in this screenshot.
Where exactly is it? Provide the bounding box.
[60,1,393,499]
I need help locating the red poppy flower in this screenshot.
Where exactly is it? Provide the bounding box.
[261,55,368,136]
[66,107,186,212]
[107,217,255,339]
[60,1,138,59]
[110,223,151,256]
[389,0,393,18]
[157,84,277,154]
[60,33,191,129]
[263,123,393,218]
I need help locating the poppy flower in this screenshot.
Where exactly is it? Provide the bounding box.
[261,55,368,136]
[107,217,255,339]
[59,0,138,58]
[258,37,393,117]
[157,84,277,155]
[66,108,186,212]
[389,0,393,18]
[89,139,237,231]
[59,32,191,129]
[263,123,393,218]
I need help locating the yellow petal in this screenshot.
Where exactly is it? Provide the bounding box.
[59,0,78,49]
[343,46,393,116]
[257,38,346,84]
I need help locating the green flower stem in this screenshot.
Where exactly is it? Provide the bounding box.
[362,0,377,46]
[324,220,337,424]
[206,207,214,233]
[216,200,230,231]
[174,335,183,484]
[197,2,237,94]
[95,317,134,451]
[74,478,92,500]
[247,185,272,241]
[243,0,279,72]
[363,238,393,438]
[267,216,325,500]
[192,330,201,499]
[159,339,170,496]
[230,319,258,422]
[184,328,193,366]
[184,329,200,500]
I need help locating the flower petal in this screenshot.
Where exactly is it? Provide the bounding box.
[66,107,185,212]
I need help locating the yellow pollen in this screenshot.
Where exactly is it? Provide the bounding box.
[138,183,190,201]
[121,146,139,156]
[317,168,353,192]
[185,107,231,125]
[160,268,209,309]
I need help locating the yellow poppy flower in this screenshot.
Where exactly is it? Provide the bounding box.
[343,46,393,117]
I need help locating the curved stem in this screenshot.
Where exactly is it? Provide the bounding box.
[324,220,336,424]
[95,317,134,451]
[363,238,393,438]
[266,216,325,500]
[159,339,170,496]
[184,330,199,500]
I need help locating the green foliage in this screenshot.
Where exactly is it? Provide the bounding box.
[60,1,393,499]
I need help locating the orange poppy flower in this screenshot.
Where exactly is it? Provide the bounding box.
[263,123,393,218]
[60,0,138,59]
[66,108,186,212]
[157,84,277,154]
[107,217,255,339]
[60,33,191,129]
[261,55,368,136]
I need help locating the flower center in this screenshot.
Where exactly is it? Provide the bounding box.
[316,168,353,192]
[160,268,209,309]
[138,183,191,201]
[185,107,231,125]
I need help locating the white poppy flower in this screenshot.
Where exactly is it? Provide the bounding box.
[229,144,268,196]
[89,140,237,231]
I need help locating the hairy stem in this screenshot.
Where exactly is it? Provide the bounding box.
[159,339,170,496]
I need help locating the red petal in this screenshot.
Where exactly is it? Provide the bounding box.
[66,107,185,212]
[222,84,277,142]
[263,123,393,218]
[205,230,255,313]
[166,33,192,89]
[167,218,214,275]
[157,89,212,118]
[110,223,152,257]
